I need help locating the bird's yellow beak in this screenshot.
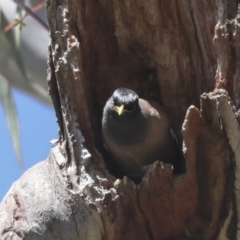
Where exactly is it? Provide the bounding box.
[115,105,125,115]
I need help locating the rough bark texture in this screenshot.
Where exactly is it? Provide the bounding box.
[1,1,240,240]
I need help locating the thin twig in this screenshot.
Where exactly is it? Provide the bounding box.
[3,2,46,33]
[12,0,49,31]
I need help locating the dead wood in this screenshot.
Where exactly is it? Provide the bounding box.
[1,1,240,240]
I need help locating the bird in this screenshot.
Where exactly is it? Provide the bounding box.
[102,87,179,183]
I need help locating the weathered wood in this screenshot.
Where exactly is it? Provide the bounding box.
[1,1,240,239]
[0,90,235,240]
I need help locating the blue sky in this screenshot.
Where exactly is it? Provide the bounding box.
[0,90,58,201]
[0,0,57,202]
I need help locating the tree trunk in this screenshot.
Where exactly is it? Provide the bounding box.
[1,0,240,239]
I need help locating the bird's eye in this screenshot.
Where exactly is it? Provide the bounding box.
[125,97,138,112]
[125,106,135,112]
[111,99,119,107]
[125,103,136,112]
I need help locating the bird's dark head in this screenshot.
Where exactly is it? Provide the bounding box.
[103,87,145,145]
[110,88,139,115]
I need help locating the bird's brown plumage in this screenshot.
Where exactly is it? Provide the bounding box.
[102,88,178,182]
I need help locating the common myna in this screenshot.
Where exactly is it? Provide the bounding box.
[102,87,179,182]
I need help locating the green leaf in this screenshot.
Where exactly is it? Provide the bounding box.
[0,73,23,167]
[15,5,25,46]
[0,9,28,82]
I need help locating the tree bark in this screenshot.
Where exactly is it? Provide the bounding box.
[1,1,240,239]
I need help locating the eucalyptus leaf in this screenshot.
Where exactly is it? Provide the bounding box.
[14,5,24,48]
[0,9,28,82]
[0,73,23,167]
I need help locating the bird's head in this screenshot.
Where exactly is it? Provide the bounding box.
[110,88,139,116]
[102,87,147,145]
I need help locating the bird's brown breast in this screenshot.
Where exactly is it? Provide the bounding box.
[102,98,177,182]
